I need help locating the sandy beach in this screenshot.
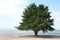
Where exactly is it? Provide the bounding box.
[0,35,60,40]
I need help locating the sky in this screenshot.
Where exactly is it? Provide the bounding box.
[0,0,60,30]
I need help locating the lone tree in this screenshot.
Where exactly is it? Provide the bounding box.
[16,3,55,36]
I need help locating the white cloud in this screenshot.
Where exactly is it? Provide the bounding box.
[0,18,7,26]
[51,12,60,30]
[0,0,28,29]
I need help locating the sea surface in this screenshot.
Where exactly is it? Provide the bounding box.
[0,29,60,36]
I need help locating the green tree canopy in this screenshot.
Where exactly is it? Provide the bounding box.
[16,3,55,36]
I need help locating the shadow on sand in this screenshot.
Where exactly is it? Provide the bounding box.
[19,35,60,38]
[37,35,60,38]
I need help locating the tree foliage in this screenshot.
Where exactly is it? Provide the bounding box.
[16,3,55,36]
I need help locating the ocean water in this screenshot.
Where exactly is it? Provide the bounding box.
[0,29,60,36]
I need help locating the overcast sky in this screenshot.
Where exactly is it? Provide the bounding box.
[0,0,60,30]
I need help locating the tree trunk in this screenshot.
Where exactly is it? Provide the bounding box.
[34,31,38,36]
